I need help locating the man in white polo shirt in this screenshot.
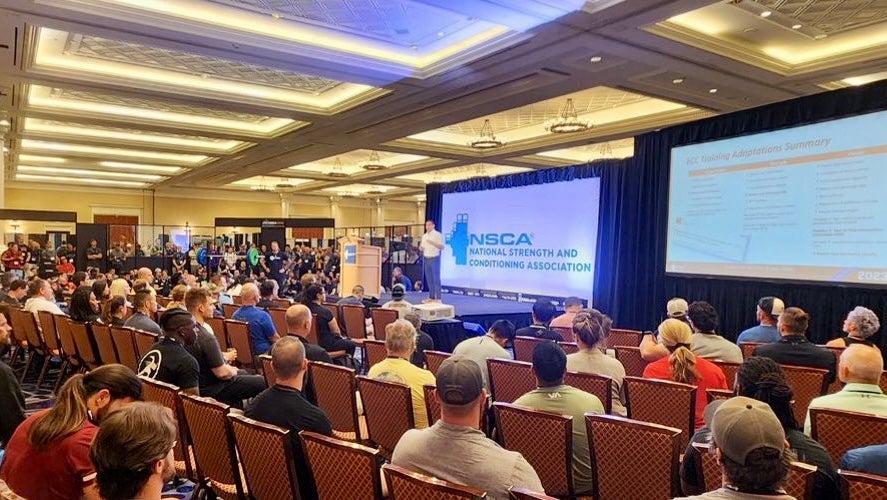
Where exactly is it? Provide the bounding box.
[419,219,444,303]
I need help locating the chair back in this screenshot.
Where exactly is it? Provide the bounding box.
[364,339,387,368]
[822,345,846,393]
[370,308,398,341]
[740,342,763,359]
[224,319,256,370]
[357,375,414,458]
[300,431,384,500]
[258,354,276,387]
[423,384,442,426]
[551,326,574,343]
[558,342,579,355]
[706,388,733,403]
[564,371,612,414]
[614,346,648,377]
[37,310,61,352]
[513,336,548,362]
[308,314,320,345]
[324,303,339,322]
[494,402,573,497]
[880,371,887,394]
[693,442,816,498]
[15,309,46,355]
[229,413,299,500]
[91,323,119,364]
[508,487,556,499]
[383,463,486,500]
[839,470,887,500]
[205,316,229,351]
[606,328,642,349]
[586,415,681,500]
[712,360,740,387]
[133,329,158,358]
[624,376,696,450]
[232,294,242,305]
[309,361,361,440]
[780,364,828,425]
[139,377,193,479]
[110,326,139,371]
[179,393,245,499]
[341,304,368,340]
[809,408,887,465]
[423,350,450,375]
[487,358,535,403]
[267,308,288,340]
[274,298,291,309]
[222,303,239,318]
[54,313,79,366]
[68,320,101,368]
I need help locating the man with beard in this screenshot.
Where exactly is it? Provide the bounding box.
[137,309,201,395]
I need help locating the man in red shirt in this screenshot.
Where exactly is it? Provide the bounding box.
[1,243,23,279]
[56,255,75,276]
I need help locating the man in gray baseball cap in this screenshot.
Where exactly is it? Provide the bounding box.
[391,356,543,499]
[676,396,794,499]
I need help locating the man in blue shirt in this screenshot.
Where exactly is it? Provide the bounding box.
[232,282,279,354]
[392,266,412,292]
[841,444,887,475]
[737,296,784,344]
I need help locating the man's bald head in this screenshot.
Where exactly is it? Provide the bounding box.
[240,283,259,304]
[285,304,311,335]
[271,336,306,379]
[137,267,153,282]
[839,344,884,385]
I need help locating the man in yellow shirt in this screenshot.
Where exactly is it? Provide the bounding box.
[367,319,436,427]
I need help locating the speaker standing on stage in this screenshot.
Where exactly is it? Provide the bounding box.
[419,219,444,303]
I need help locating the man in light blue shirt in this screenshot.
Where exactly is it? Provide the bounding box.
[737,296,784,344]
[841,444,887,475]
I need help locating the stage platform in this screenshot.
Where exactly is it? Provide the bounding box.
[374,291,533,327]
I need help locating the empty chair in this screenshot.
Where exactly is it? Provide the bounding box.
[495,402,575,497]
[357,375,414,458]
[606,328,643,349]
[364,339,387,369]
[300,431,384,500]
[179,393,246,499]
[383,463,486,500]
[224,319,256,371]
[487,358,535,404]
[513,336,548,363]
[91,323,119,365]
[139,377,194,479]
[586,415,682,499]
[110,326,139,371]
[68,320,101,369]
[205,316,229,351]
[133,329,158,358]
[54,313,82,377]
[614,346,648,378]
[564,371,613,415]
[341,304,369,340]
[228,414,300,500]
[267,308,288,340]
[423,350,450,375]
[781,364,828,426]
[839,470,887,500]
[12,309,53,385]
[310,361,362,441]
[809,408,887,465]
[624,376,696,450]
[370,308,398,341]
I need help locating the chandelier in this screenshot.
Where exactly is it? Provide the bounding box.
[544,98,590,134]
[250,176,273,192]
[326,157,349,178]
[360,150,388,171]
[468,119,504,149]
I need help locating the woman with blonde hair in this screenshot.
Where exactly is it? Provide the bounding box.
[642,318,727,428]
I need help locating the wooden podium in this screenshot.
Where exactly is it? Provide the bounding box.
[339,236,382,298]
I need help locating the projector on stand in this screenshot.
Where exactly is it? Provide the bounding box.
[411,302,455,321]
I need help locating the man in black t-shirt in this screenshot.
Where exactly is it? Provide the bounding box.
[86,239,103,271]
[754,307,836,384]
[137,309,201,395]
[284,304,332,404]
[265,241,288,290]
[515,299,564,341]
[246,336,332,500]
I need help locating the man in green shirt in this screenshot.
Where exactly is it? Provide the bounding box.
[514,341,604,495]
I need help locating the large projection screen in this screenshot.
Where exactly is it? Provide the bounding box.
[666,109,887,286]
[440,177,600,300]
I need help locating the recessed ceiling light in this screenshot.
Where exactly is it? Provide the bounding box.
[814,33,828,40]
[792,24,802,30]
[760,10,772,18]
[589,56,603,63]
[271,12,282,19]
[672,77,685,84]
[743,27,757,33]
[0,119,9,126]
[709,88,718,93]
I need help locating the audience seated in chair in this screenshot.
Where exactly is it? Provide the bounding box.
[515,299,563,341]
[1,279,26,306]
[640,297,689,361]
[403,312,435,368]
[0,311,25,449]
[124,289,162,335]
[514,341,603,495]
[804,343,887,434]
[367,319,436,428]
[452,319,515,391]
[681,356,838,498]
[185,287,265,409]
[826,306,880,348]
[840,443,887,476]
[23,278,64,321]
[0,364,142,499]
[392,355,544,498]
[137,309,200,395]
[549,296,583,330]
[285,303,333,404]
[687,301,743,363]
[101,295,127,327]
[232,283,279,355]
[737,296,784,344]
[336,284,365,307]
[89,402,177,500]
[643,318,727,428]
[754,307,836,385]
[566,308,628,416]
[301,285,357,357]
[69,285,100,323]
[245,336,333,500]
[381,284,413,319]
[255,279,280,309]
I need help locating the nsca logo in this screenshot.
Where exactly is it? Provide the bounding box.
[446,214,532,265]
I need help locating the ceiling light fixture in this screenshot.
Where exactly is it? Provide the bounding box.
[589,56,602,63]
[792,24,802,30]
[250,176,274,192]
[709,88,718,93]
[545,98,591,134]
[360,151,388,171]
[327,157,350,178]
[672,77,685,84]
[0,119,9,127]
[468,120,504,149]
[760,10,772,18]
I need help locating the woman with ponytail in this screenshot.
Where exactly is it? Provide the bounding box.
[0,364,142,499]
[567,308,628,416]
[643,318,727,428]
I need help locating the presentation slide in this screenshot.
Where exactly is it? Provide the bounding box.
[440,177,600,300]
[667,109,887,285]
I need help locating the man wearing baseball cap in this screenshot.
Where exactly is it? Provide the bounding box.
[676,397,794,499]
[391,356,543,498]
[737,297,785,344]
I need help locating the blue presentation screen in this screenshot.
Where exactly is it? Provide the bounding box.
[667,109,887,286]
[440,177,600,300]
